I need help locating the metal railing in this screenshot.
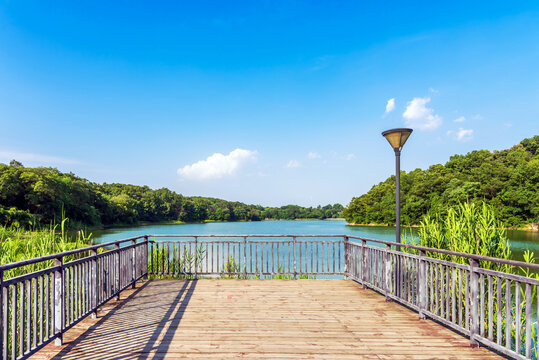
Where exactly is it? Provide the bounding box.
[147,235,344,277]
[1,234,539,359]
[0,236,148,360]
[346,235,539,360]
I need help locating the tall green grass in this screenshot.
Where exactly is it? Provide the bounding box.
[403,201,538,357]
[0,219,91,279]
[403,202,510,271]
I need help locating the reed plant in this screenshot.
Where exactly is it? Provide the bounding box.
[0,219,91,279]
[403,201,538,357]
[148,243,207,279]
[403,202,510,271]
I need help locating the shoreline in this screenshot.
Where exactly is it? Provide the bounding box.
[75,219,537,233]
[346,222,539,232]
[79,218,346,232]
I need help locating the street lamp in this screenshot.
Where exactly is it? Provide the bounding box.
[381,128,413,246]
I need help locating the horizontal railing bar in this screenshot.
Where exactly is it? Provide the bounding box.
[2,267,59,286]
[422,309,471,336]
[152,240,343,244]
[421,255,470,270]
[147,234,344,238]
[63,242,143,267]
[475,336,527,360]
[477,267,539,286]
[149,272,343,276]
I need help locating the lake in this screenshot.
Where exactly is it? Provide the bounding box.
[90,220,538,262]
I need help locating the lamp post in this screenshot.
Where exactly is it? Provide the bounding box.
[382,128,412,298]
[381,128,413,245]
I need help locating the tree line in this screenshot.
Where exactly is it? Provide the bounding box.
[0,161,343,228]
[343,136,539,227]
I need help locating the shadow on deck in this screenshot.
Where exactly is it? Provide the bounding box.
[32,279,503,359]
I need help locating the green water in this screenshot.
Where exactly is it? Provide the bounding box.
[90,220,539,262]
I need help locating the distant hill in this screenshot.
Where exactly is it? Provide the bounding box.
[343,136,539,228]
[0,161,343,228]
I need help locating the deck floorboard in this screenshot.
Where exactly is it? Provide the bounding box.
[32,279,503,359]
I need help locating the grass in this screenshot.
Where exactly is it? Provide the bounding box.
[402,201,539,358]
[0,219,91,279]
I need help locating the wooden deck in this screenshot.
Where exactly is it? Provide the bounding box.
[33,279,502,359]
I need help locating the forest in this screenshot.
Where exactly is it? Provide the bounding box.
[344,136,539,227]
[0,161,343,228]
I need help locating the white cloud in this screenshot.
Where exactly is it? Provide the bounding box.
[307,152,321,159]
[286,160,300,168]
[177,148,257,180]
[402,97,442,130]
[472,114,483,120]
[0,151,79,165]
[429,88,439,93]
[385,98,395,113]
[454,116,466,123]
[346,153,356,160]
[456,128,473,141]
[448,128,473,142]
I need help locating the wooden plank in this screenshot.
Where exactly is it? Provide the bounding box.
[33,279,502,360]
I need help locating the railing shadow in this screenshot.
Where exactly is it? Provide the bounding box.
[137,279,196,360]
[48,279,197,360]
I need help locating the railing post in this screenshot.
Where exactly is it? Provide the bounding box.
[361,239,367,289]
[343,236,349,279]
[90,249,98,319]
[144,236,149,279]
[1,272,6,360]
[418,250,426,320]
[470,258,480,347]
[115,244,120,301]
[54,256,64,346]
[131,240,136,289]
[0,269,3,360]
[384,244,392,301]
[243,237,247,279]
[194,237,198,279]
[293,236,297,279]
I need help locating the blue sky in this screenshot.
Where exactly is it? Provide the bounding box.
[1,1,538,207]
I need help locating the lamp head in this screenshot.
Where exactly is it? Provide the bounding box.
[381,128,413,152]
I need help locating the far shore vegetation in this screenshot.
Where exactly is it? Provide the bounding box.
[344,136,538,229]
[0,160,343,229]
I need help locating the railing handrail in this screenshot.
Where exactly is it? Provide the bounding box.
[145,234,344,237]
